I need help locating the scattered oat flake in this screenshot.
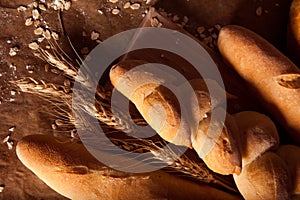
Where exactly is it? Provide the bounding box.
[91,31,100,40]
[111,8,120,15]
[9,47,19,57]
[109,0,118,3]
[2,135,10,143]
[214,24,222,31]
[29,42,39,50]
[34,27,44,35]
[9,126,16,132]
[10,90,16,96]
[7,141,13,150]
[130,3,140,10]
[64,1,72,10]
[32,9,40,20]
[150,17,162,27]
[0,185,4,193]
[123,2,130,9]
[172,15,179,22]
[51,123,57,130]
[256,6,262,16]
[25,17,33,26]
[37,37,45,43]
[17,5,27,12]
[197,26,205,34]
[34,20,41,27]
[98,9,103,14]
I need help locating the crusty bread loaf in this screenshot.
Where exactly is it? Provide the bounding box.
[287,0,300,66]
[218,25,300,144]
[233,152,291,200]
[110,59,192,147]
[277,145,300,195]
[233,111,279,166]
[16,134,242,200]
[192,108,242,175]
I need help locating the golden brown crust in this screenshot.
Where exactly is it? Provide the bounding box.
[233,152,291,200]
[233,111,279,166]
[218,25,300,144]
[16,135,242,200]
[277,145,300,195]
[192,109,242,175]
[287,0,300,66]
[110,59,192,147]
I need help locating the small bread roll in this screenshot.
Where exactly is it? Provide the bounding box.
[218,25,300,144]
[277,145,300,195]
[192,108,242,175]
[233,152,291,200]
[287,0,300,66]
[233,111,279,166]
[110,59,192,147]
[16,134,242,200]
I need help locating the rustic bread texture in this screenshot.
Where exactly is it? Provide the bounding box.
[192,108,242,175]
[218,25,300,144]
[233,152,291,200]
[109,59,192,147]
[277,145,300,195]
[16,134,241,200]
[233,111,279,166]
[287,0,300,66]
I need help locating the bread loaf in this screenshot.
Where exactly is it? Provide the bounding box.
[287,0,300,66]
[16,134,242,200]
[233,111,279,166]
[192,108,242,175]
[277,145,300,195]
[110,59,192,147]
[233,152,291,200]
[218,25,300,144]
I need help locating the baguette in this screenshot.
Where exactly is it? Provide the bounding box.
[233,111,279,166]
[233,152,291,200]
[287,0,300,66]
[16,134,242,200]
[277,145,300,196]
[218,25,300,144]
[110,59,192,147]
